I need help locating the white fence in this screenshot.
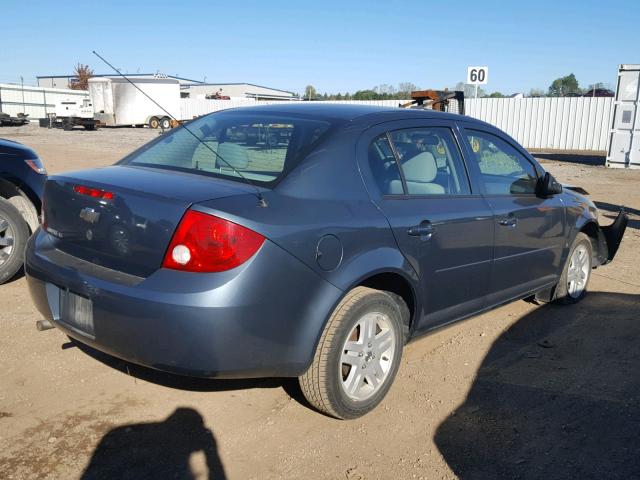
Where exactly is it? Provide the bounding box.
[0,83,89,119]
[180,97,613,152]
[179,98,406,120]
[465,97,613,152]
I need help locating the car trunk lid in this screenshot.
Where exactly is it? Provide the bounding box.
[43,165,255,277]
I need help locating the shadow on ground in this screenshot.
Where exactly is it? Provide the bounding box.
[81,407,226,479]
[68,340,310,407]
[435,292,640,479]
[534,153,605,166]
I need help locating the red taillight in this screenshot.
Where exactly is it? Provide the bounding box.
[25,159,47,175]
[73,185,114,200]
[162,210,265,273]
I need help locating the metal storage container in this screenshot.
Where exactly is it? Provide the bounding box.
[607,64,640,168]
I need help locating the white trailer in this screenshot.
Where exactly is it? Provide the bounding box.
[88,77,180,129]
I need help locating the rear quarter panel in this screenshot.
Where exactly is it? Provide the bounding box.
[195,127,418,293]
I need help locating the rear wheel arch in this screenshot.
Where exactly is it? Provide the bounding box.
[0,177,39,232]
[349,270,417,342]
[304,262,419,375]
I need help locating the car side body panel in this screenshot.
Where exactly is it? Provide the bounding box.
[455,122,567,304]
[354,119,496,332]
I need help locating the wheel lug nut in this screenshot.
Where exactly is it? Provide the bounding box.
[368,343,372,348]
[358,352,364,357]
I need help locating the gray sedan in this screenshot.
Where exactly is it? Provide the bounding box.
[25,104,627,419]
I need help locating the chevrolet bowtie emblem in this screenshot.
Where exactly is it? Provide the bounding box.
[79,207,100,224]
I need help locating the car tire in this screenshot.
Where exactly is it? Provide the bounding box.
[0,198,29,284]
[554,232,592,304]
[148,117,159,129]
[299,286,406,419]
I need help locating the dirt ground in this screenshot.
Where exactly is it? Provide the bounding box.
[1,124,639,480]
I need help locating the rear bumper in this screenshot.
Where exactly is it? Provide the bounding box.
[25,229,343,378]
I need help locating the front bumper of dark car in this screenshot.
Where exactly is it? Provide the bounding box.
[25,228,342,378]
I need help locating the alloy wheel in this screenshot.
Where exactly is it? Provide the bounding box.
[0,215,15,266]
[567,244,590,298]
[340,311,396,401]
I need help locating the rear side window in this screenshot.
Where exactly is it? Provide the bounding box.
[464,130,538,195]
[123,113,331,186]
[387,127,471,196]
[367,135,402,195]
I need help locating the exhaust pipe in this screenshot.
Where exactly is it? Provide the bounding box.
[36,320,55,331]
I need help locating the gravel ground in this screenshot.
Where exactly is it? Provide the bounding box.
[0,123,639,480]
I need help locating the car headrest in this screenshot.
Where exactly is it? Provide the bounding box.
[216,142,249,169]
[413,134,440,146]
[401,152,438,183]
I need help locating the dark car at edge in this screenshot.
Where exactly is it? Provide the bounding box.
[25,104,627,419]
[0,138,47,283]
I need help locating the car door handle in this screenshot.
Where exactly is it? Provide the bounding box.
[408,221,434,240]
[498,215,518,228]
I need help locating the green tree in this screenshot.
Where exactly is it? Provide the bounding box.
[488,91,504,98]
[548,74,580,97]
[304,85,317,100]
[353,89,379,100]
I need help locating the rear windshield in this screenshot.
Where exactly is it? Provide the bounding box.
[121,111,331,186]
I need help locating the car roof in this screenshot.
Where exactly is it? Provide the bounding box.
[215,102,472,125]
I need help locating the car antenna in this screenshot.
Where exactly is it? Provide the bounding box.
[91,50,268,207]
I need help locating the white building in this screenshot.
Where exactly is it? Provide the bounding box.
[37,73,203,90]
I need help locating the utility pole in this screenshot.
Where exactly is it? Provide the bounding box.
[20,76,25,113]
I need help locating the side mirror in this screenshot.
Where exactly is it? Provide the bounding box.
[538,172,563,197]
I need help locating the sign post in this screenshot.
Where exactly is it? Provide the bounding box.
[467,66,488,98]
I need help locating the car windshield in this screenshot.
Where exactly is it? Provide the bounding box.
[121,111,331,186]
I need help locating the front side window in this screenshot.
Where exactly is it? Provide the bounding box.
[465,130,538,195]
[122,112,331,186]
[387,127,471,196]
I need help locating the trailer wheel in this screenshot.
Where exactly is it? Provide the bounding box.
[148,117,159,129]
[159,117,171,129]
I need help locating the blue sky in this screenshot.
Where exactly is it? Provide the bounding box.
[1,0,638,94]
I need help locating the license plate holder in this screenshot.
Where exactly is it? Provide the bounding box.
[59,289,94,338]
